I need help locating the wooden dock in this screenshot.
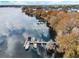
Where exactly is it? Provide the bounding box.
[23,36,56,50]
[30,42,48,44]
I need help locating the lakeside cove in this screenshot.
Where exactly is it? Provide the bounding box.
[0,7,50,58]
[22,5,79,58]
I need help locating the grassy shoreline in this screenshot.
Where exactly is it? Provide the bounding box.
[22,6,79,58]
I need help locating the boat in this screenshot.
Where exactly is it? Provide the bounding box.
[33,43,37,49]
[24,39,30,51]
[31,37,37,49]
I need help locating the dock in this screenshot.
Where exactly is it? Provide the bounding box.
[23,36,56,50]
[30,42,47,44]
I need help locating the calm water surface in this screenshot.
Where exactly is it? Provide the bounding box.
[0,7,50,58]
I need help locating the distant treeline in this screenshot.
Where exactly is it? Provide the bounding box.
[0,5,79,9]
[0,5,23,7]
[22,5,79,9]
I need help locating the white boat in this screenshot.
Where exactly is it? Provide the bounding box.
[33,43,37,48]
[24,40,30,50]
[25,41,30,49]
[31,37,37,48]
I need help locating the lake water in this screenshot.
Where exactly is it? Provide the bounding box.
[0,7,50,58]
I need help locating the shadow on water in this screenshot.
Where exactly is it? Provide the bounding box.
[49,27,57,41]
[31,44,47,58]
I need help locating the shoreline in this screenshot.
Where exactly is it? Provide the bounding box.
[22,6,79,58]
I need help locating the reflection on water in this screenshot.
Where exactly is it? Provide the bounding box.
[0,7,50,58]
